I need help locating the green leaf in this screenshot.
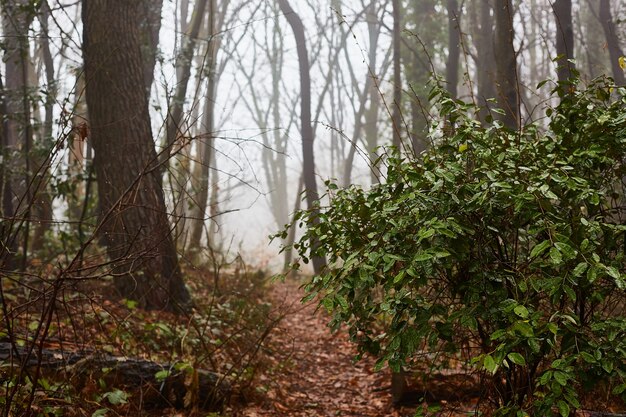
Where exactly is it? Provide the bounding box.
[530,240,551,258]
[154,370,171,382]
[413,252,433,262]
[606,266,625,289]
[514,305,529,318]
[513,321,534,338]
[92,410,108,417]
[553,371,569,386]
[558,400,570,417]
[550,247,563,264]
[103,389,129,405]
[572,262,588,277]
[507,352,526,366]
[484,354,498,374]
[612,384,626,395]
[555,242,577,259]
[580,352,596,364]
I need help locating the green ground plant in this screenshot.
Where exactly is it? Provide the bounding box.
[285,78,626,416]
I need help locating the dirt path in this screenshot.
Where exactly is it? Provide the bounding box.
[238,279,399,417]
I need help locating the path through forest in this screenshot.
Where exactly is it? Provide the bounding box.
[239,279,408,417]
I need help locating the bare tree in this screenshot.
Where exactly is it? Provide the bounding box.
[277,0,326,274]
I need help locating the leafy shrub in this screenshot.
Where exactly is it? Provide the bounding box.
[287,78,626,415]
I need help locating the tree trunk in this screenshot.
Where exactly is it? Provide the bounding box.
[391,0,402,149]
[277,0,326,275]
[189,0,219,251]
[2,0,35,269]
[473,0,496,123]
[446,0,461,99]
[0,71,19,271]
[139,0,164,95]
[553,0,575,84]
[82,0,191,312]
[160,0,209,169]
[598,0,626,86]
[493,0,520,129]
[30,2,56,253]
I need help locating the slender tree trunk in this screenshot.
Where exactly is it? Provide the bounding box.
[277,0,326,275]
[446,0,461,99]
[2,0,34,269]
[82,0,191,312]
[283,175,303,273]
[598,0,626,86]
[189,1,218,250]
[473,0,496,123]
[30,2,56,253]
[160,0,209,169]
[493,0,520,129]
[391,0,402,149]
[553,0,575,84]
[0,71,19,271]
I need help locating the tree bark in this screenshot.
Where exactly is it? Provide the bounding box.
[598,0,626,86]
[82,0,191,311]
[553,0,575,84]
[277,0,326,275]
[493,0,520,129]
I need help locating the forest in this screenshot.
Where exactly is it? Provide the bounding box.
[1,0,626,416]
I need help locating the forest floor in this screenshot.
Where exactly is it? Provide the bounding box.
[236,279,478,417]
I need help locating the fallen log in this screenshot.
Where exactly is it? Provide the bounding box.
[0,342,230,410]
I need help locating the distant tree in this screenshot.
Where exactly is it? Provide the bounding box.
[160,0,209,169]
[493,0,519,129]
[277,0,326,275]
[445,0,460,99]
[553,0,575,84]
[1,0,35,269]
[391,0,402,149]
[82,0,192,311]
[597,0,625,86]
[470,0,496,123]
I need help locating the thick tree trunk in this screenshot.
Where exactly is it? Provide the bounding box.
[553,0,575,84]
[598,0,626,86]
[82,0,191,311]
[493,0,520,129]
[277,0,326,275]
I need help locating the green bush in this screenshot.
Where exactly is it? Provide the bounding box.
[286,78,626,416]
